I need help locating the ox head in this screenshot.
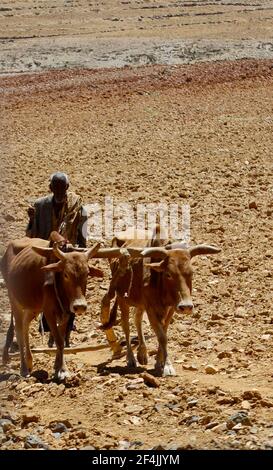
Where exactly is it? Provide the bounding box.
[139,244,221,315]
[32,242,103,315]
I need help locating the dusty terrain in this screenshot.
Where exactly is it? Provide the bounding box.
[1,0,273,73]
[1,59,273,450]
[1,0,273,452]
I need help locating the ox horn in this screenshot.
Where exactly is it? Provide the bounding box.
[189,245,221,258]
[92,247,122,259]
[165,242,188,250]
[85,242,101,260]
[140,247,168,259]
[126,247,145,257]
[92,247,143,259]
[32,246,53,257]
[53,243,67,261]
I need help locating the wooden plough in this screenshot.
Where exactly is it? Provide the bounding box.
[8,342,157,359]
[7,342,112,357]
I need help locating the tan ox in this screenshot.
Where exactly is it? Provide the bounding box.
[1,236,55,362]
[1,235,123,380]
[101,228,221,377]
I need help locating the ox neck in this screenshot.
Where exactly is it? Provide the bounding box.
[54,272,70,316]
[145,271,168,309]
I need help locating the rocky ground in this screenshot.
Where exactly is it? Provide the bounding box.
[1,0,273,452]
[1,0,273,73]
[1,59,273,450]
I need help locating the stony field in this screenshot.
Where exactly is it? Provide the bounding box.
[0,0,273,451]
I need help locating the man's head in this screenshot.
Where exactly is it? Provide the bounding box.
[49,172,69,204]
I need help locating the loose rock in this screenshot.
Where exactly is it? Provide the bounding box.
[24,434,49,449]
[226,412,252,429]
[205,365,218,375]
[212,423,227,433]
[241,400,251,410]
[0,419,14,432]
[141,372,160,388]
[242,390,262,401]
[49,422,68,433]
[129,416,142,426]
[22,413,40,427]
[124,405,144,415]
[249,201,258,209]
[217,351,232,359]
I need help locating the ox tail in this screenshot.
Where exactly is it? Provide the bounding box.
[2,312,15,365]
[0,255,5,280]
[100,297,118,331]
[0,251,8,286]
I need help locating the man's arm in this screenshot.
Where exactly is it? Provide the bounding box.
[76,206,87,248]
[26,202,40,238]
[26,206,35,237]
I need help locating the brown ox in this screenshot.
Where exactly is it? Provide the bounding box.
[1,234,69,359]
[101,229,221,376]
[1,235,122,380]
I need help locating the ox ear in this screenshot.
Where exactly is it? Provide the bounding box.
[41,261,64,272]
[144,259,166,272]
[189,245,221,258]
[88,265,104,278]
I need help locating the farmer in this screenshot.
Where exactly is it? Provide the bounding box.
[26,172,87,346]
[26,171,87,247]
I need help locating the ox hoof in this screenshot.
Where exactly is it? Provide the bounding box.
[127,355,137,369]
[163,364,177,377]
[137,347,148,365]
[56,369,70,382]
[21,369,31,378]
[48,338,54,348]
[111,344,123,359]
[2,350,9,366]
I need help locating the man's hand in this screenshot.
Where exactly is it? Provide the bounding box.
[27,206,35,221]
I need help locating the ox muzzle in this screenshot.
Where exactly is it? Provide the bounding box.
[70,298,88,315]
[177,300,194,315]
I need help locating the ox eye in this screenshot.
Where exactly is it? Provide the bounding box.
[64,273,69,280]
[165,273,172,280]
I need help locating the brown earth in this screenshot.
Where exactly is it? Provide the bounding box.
[1,0,273,73]
[1,0,273,452]
[1,59,273,450]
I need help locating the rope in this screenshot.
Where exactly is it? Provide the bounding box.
[53,273,69,317]
[39,313,45,345]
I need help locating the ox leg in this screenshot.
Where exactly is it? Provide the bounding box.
[2,312,15,365]
[119,297,136,369]
[164,307,175,332]
[64,313,75,348]
[147,310,176,377]
[54,313,75,349]
[48,333,54,348]
[162,307,176,376]
[43,304,69,381]
[12,304,29,377]
[134,308,148,365]
[101,293,122,358]
[50,321,69,381]
[57,315,70,348]
[23,311,35,373]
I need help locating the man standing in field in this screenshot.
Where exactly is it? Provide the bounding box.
[26,171,87,346]
[26,171,87,247]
